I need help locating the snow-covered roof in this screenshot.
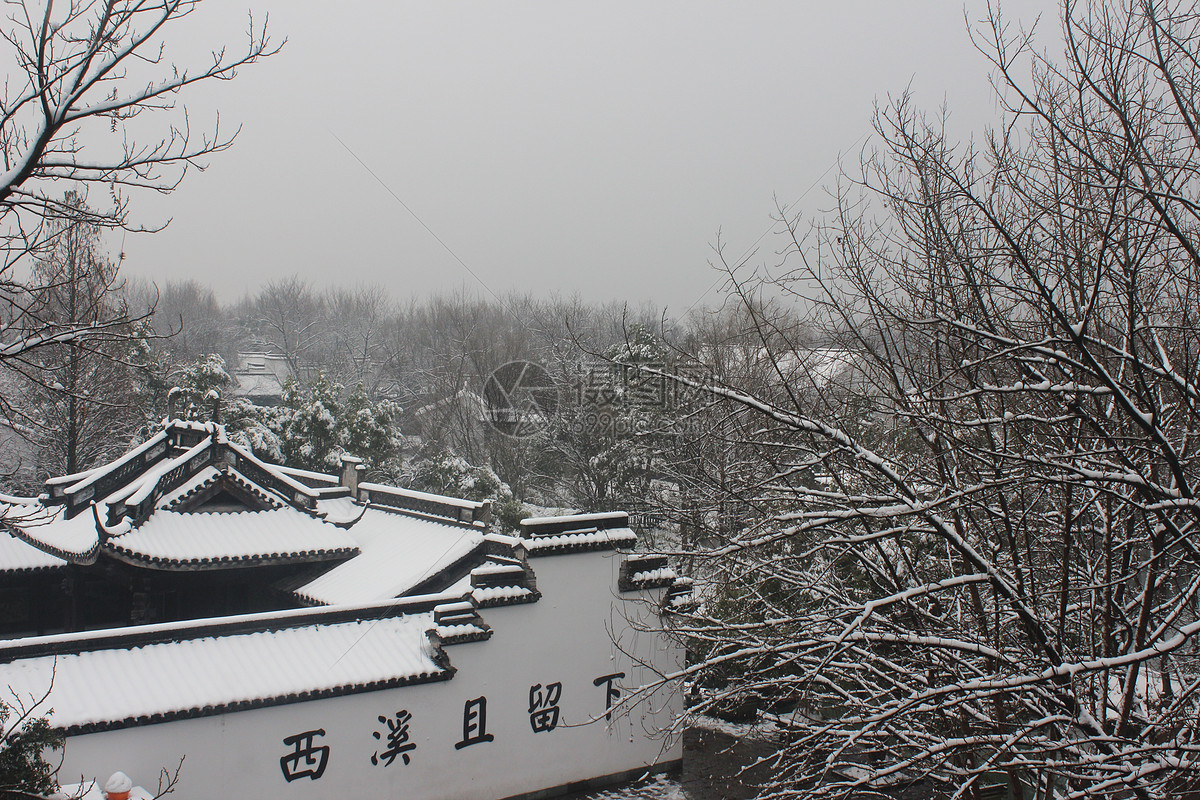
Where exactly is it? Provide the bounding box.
[694,344,868,388]
[0,529,67,572]
[157,465,285,512]
[4,421,494,578]
[0,610,447,733]
[788,347,864,387]
[155,465,223,508]
[231,370,285,401]
[106,507,360,569]
[293,507,485,605]
[3,421,652,630]
[6,503,100,562]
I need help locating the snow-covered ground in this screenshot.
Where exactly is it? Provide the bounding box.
[569,773,687,800]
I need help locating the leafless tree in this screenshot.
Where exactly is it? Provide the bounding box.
[146,279,231,363]
[0,0,277,369]
[244,276,322,378]
[6,192,143,478]
[317,285,394,393]
[665,2,1200,798]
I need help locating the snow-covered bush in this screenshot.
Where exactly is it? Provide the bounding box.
[0,699,62,797]
[166,354,231,417]
[159,354,283,462]
[269,375,400,473]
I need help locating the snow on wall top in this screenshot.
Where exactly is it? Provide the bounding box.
[294,508,484,605]
[105,507,359,567]
[520,510,629,528]
[358,482,483,510]
[521,526,637,555]
[618,555,676,592]
[0,613,444,732]
[276,464,339,487]
[516,511,637,555]
[631,567,676,583]
[472,585,535,604]
[0,530,67,572]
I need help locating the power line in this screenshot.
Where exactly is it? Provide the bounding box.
[333,126,870,336]
[330,130,576,349]
[328,130,507,309]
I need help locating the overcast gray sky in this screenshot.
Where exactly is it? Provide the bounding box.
[116,1,1052,312]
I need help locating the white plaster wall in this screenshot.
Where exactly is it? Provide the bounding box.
[56,549,683,799]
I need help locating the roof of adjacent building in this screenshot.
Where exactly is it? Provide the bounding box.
[0,420,492,578]
[0,422,654,600]
[231,370,286,402]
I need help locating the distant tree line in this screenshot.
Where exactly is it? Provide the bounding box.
[1,251,817,540]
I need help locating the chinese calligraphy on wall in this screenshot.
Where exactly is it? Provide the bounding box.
[278,672,627,782]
